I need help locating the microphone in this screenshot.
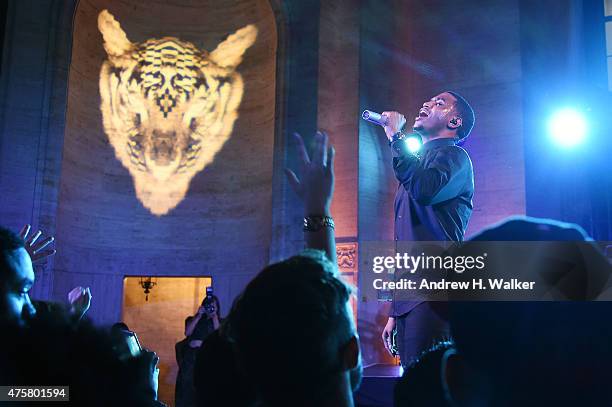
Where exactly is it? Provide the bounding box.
[362,110,423,153]
[362,110,387,126]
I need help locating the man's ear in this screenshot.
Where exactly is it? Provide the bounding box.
[342,335,360,370]
[448,116,462,130]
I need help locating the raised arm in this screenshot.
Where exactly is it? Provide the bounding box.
[185,307,204,337]
[285,131,336,265]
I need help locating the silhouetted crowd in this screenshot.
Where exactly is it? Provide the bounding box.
[1,131,611,407]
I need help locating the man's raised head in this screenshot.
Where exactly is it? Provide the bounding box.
[413,91,475,142]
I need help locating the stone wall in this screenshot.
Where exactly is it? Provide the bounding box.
[53,0,277,324]
[0,0,76,299]
[1,0,531,371]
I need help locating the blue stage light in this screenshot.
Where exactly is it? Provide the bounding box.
[405,135,422,153]
[547,108,587,147]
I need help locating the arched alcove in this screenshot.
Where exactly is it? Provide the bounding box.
[54,0,278,328]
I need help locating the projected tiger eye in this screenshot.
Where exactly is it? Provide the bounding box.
[98,10,257,216]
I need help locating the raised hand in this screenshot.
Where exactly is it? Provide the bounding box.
[18,224,56,264]
[285,131,337,265]
[381,111,406,141]
[284,131,335,216]
[68,286,92,319]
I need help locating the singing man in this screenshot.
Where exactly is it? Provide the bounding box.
[379,91,475,367]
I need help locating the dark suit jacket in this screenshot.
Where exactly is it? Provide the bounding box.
[390,137,474,317]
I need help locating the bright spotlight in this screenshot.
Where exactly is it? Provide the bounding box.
[405,136,422,153]
[547,108,587,148]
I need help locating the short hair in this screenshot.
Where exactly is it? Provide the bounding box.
[0,226,25,278]
[447,91,475,142]
[227,250,353,406]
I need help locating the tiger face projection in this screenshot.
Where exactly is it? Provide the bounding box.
[98,10,257,215]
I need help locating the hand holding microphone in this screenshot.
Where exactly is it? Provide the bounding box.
[381,111,407,142]
[363,109,422,154]
[362,110,406,142]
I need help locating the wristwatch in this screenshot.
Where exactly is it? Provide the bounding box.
[388,131,406,146]
[303,215,335,232]
[389,131,420,158]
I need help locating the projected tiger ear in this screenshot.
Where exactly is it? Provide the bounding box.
[98,10,134,58]
[209,25,257,68]
[98,10,257,215]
